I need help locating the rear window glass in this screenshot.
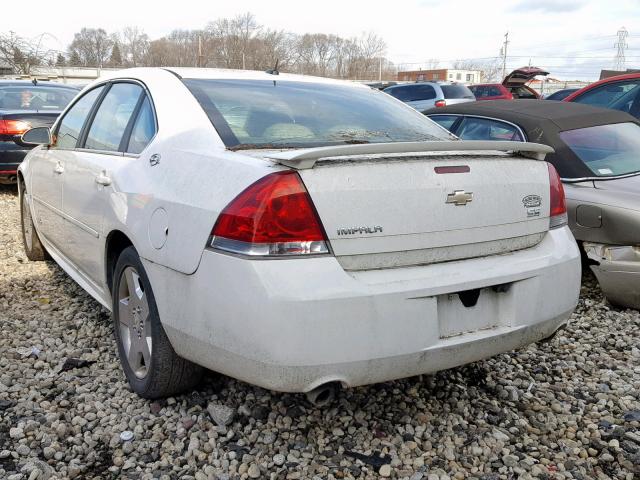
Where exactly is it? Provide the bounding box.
[184,79,454,148]
[0,85,77,111]
[559,122,640,177]
[385,84,436,102]
[441,85,475,99]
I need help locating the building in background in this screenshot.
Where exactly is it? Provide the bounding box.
[1,66,120,85]
[599,68,640,79]
[397,69,481,83]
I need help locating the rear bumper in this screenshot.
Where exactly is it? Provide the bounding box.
[143,227,581,392]
[584,242,640,309]
[0,142,29,181]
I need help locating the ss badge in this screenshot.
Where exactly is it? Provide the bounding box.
[523,194,542,218]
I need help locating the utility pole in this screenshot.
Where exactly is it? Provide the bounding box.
[242,52,246,70]
[500,32,509,79]
[614,27,629,72]
[197,35,204,68]
[379,57,382,82]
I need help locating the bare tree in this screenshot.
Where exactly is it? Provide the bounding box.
[452,58,501,82]
[69,28,113,67]
[0,32,56,74]
[121,26,150,67]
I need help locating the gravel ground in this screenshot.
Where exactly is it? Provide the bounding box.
[0,183,639,480]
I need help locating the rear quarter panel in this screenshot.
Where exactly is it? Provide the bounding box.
[101,71,284,276]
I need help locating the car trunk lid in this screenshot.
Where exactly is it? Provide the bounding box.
[262,141,553,270]
[502,67,549,88]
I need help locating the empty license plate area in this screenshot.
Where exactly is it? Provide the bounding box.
[437,286,509,339]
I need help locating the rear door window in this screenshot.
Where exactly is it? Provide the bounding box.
[457,117,524,141]
[55,86,105,149]
[84,83,143,152]
[126,96,156,154]
[428,115,459,132]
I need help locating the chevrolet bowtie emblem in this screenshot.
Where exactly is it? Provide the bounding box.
[446,190,473,206]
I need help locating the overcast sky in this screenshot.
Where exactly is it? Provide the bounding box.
[4,0,639,80]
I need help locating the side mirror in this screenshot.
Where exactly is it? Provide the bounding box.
[21,126,52,146]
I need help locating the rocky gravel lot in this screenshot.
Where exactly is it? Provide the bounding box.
[0,183,639,480]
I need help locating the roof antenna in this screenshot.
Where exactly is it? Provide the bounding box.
[265,59,279,75]
[31,78,38,86]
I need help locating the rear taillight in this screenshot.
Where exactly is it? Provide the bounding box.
[434,99,447,108]
[548,163,567,229]
[0,120,31,135]
[209,171,330,256]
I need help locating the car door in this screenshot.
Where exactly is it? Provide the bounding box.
[30,86,105,251]
[63,82,148,285]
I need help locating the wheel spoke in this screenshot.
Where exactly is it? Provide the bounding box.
[118,298,131,326]
[124,268,139,301]
[127,335,141,369]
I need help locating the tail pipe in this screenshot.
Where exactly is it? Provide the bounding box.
[305,382,340,407]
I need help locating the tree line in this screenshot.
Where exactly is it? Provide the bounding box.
[0,13,397,80]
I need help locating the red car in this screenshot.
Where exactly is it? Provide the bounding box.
[563,72,640,119]
[469,67,549,101]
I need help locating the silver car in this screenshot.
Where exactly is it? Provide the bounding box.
[383,82,475,111]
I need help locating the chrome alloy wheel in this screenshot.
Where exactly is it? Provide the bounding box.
[117,267,152,379]
[22,192,33,252]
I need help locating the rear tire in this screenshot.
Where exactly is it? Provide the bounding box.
[112,246,203,398]
[20,184,50,261]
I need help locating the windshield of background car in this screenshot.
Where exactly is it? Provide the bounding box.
[441,85,475,99]
[183,79,455,148]
[0,86,77,111]
[559,122,640,177]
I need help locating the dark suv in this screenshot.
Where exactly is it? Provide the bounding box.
[0,80,79,183]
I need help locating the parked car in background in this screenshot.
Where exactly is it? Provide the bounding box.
[469,67,549,101]
[426,100,640,309]
[18,68,580,399]
[544,88,579,101]
[564,73,640,119]
[0,80,79,183]
[383,82,475,110]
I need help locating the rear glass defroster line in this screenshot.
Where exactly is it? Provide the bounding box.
[181,80,240,148]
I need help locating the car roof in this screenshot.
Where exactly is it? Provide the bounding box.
[425,99,634,131]
[425,100,640,179]
[164,67,371,89]
[0,80,79,89]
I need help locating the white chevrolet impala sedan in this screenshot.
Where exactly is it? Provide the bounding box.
[18,68,581,401]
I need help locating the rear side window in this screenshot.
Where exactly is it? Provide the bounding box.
[457,117,524,141]
[127,96,156,154]
[387,84,436,102]
[85,83,143,152]
[55,86,105,149]
[441,85,475,99]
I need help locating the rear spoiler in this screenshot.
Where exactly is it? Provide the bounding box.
[265,141,554,169]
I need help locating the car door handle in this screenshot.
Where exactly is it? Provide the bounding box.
[53,163,64,174]
[95,172,112,186]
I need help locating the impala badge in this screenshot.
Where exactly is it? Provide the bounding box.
[446,190,473,206]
